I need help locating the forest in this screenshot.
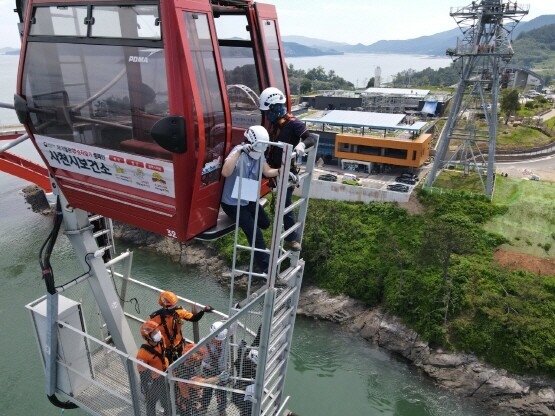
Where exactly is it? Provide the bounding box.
[214,190,555,379]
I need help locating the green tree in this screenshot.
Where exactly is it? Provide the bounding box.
[500,89,521,124]
[419,214,478,327]
[366,77,375,88]
[300,79,312,94]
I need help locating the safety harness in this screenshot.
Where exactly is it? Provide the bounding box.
[140,343,168,372]
[150,307,185,362]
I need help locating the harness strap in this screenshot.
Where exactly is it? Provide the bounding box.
[150,306,183,346]
[141,343,167,371]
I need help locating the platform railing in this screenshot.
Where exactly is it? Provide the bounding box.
[27,273,269,416]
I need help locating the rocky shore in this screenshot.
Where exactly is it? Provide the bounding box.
[112,223,554,416]
[21,185,52,214]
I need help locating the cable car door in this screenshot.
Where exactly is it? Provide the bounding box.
[254,3,289,105]
[173,3,229,240]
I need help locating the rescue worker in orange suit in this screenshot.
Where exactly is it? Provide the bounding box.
[150,290,213,363]
[259,87,315,252]
[136,321,170,416]
[176,343,227,416]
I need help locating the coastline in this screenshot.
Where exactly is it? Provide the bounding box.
[111,218,555,416]
[21,184,554,416]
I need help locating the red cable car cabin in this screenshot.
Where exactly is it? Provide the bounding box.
[14,0,290,241]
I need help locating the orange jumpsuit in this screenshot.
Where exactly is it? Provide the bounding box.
[136,342,170,416]
[149,306,206,362]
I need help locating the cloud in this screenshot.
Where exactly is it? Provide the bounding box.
[0,0,552,49]
[0,0,22,48]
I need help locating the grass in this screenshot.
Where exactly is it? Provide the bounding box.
[432,169,489,194]
[496,125,552,149]
[485,176,555,258]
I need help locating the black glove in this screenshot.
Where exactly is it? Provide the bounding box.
[203,305,213,312]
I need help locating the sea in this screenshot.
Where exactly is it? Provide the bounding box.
[285,53,453,86]
[0,53,485,416]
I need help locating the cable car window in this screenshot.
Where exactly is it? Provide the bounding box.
[214,14,250,40]
[30,6,88,37]
[185,12,226,187]
[91,5,161,39]
[22,42,171,160]
[262,19,286,94]
[214,14,261,128]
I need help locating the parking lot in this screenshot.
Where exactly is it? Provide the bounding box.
[312,165,425,194]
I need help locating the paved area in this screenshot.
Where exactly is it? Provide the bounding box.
[540,109,555,121]
[497,154,555,182]
[311,165,422,191]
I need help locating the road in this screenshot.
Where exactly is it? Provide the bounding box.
[540,108,555,121]
[497,154,555,182]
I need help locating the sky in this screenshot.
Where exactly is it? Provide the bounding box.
[0,0,553,48]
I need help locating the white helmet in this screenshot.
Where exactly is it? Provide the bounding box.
[210,321,228,341]
[244,125,270,153]
[258,87,286,110]
[247,348,258,365]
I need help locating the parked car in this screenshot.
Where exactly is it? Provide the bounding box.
[342,173,362,186]
[342,179,362,186]
[343,173,360,182]
[395,176,416,185]
[399,172,419,181]
[318,173,338,182]
[387,184,409,193]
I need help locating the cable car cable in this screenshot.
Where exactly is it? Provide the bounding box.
[38,197,63,295]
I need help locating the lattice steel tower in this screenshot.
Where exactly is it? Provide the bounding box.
[426,0,528,196]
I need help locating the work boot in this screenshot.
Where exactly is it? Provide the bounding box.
[286,240,302,252]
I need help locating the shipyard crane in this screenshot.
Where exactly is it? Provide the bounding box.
[426,0,528,196]
[5,0,318,414]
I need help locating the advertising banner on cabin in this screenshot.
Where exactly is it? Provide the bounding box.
[36,135,176,198]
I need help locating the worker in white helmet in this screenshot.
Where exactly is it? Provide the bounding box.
[221,126,279,275]
[259,87,315,252]
[232,338,259,416]
[199,321,230,415]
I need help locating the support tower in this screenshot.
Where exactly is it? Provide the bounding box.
[426,0,528,196]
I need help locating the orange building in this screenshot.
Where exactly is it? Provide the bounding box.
[303,110,432,170]
[335,132,432,168]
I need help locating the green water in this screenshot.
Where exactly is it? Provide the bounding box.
[0,166,487,416]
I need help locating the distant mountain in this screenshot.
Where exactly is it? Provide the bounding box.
[0,47,19,55]
[513,15,555,38]
[282,41,342,57]
[282,36,350,52]
[346,28,460,55]
[284,15,555,57]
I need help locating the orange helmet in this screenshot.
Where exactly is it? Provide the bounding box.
[159,291,178,308]
[140,320,160,341]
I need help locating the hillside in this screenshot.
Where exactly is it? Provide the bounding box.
[284,15,555,57]
[282,41,342,57]
[0,47,19,55]
[511,23,555,71]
